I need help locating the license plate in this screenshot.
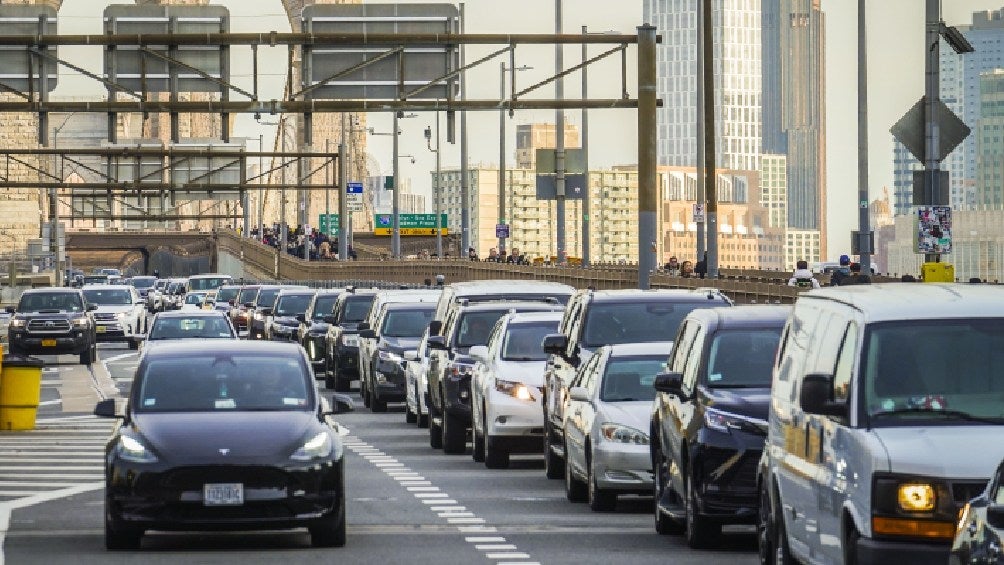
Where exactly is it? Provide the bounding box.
[41,338,56,347]
[203,483,243,506]
[95,326,107,334]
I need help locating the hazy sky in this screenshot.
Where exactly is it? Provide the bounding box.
[49,0,1004,260]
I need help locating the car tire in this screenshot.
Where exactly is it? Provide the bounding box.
[405,403,417,424]
[325,370,337,390]
[472,416,486,463]
[128,338,139,351]
[653,441,684,535]
[80,342,95,366]
[564,439,587,503]
[442,410,466,455]
[588,454,617,512]
[685,471,720,549]
[484,435,510,470]
[370,391,387,413]
[429,410,443,449]
[757,483,774,565]
[773,498,796,565]
[309,475,347,548]
[544,420,564,480]
[361,380,371,408]
[844,523,860,565]
[105,500,143,551]
[417,408,429,429]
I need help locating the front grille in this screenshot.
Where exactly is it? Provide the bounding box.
[701,448,759,494]
[27,319,71,331]
[161,466,295,492]
[94,313,117,321]
[952,480,988,505]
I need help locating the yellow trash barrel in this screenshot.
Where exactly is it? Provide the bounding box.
[0,355,44,431]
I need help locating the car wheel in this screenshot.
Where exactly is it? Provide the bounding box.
[757,483,774,565]
[685,471,720,549]
[843,523,860,565]
[361,380,371,408]
[588,453,617,512]
[774,496,796,565]
[564,437,587,503]
[417,402,429,428]
[325,370,337,390]
[442,410,466,455]
[405,403,417,424]
[309,472,346,548]
[544,420,564,480]
[105,499,143,551]
[128,338,139,350]
[429,408,443,449]
[472,414,486,463]
[653,441,683,535]
[484,434,510,470]
[370,390,387,413]
[79,348,92,365]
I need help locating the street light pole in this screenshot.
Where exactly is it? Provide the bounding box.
[425,116,442,258]
[499,61,507,255]
[393,111,401,258]
[581,25,590,267]
[857,0,872,274]
[555,0,567,264]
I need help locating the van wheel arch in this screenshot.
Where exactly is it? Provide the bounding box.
[842,510,861,565]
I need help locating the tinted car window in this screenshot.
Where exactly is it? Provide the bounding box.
[137,355,309,412]
[381,308,435,337]
[148,316,234,340]
[342,296,376,322]
[581,301,705,347]
[502,321,559,361]
[83,288,133,305]
[189,277,231,291]
[706,328,782,388]
[130,277,157,289]
[256,288,280,307]
[455,310,510,347]
[312,296,339,320]
[238,287,258,304]
[185,294,206,305]
[275,294,313,316]
[19,292,83,312]
[600,356,666,402]
[215,287,239,303]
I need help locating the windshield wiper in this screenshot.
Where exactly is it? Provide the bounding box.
[870,407,1002,424]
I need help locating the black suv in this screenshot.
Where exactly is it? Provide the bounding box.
[542,289,733,480]
[360,302,436,412]
[651,305,788,548]
[7,288,97,365]
[299,289,345,380]
[427,300,565,454]
[324,289,380,392]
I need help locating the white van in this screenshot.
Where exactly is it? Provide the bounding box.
[759,284,1004,564]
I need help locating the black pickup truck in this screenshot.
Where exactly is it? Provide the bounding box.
[6,288,97,365]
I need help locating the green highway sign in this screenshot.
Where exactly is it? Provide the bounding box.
[318,214,340,235]
[373,213,448,236]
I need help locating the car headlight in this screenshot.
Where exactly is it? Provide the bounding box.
[116,312,127,320]
[898,484,936,512]
[599,423,649,445]
[703,407,766,434]
[872,475,956,540]
[495,379,534,401]
[378,350,404,364]
[71,316,89,327]
[117,435,159,463]
[290,431,333,462]
[253,312,264,321]
[9,318,26,329]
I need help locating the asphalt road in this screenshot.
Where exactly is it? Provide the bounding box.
[1,343,758,565]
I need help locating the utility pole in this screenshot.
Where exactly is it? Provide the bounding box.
[703,0,719,278]
[280,120,288,253]
[338,113,348,261]
[460,3,471,254]
[392,111,401,259]
[499,61,507,255]
[857,0,872,274]
[425,115,443,258]
[638,24,658,289]
[258,133,264,242]
[581,25,590,267]
[325,137,331,248]
[924,0,941,264]
[696,1,706,263]
[555,0,567,264]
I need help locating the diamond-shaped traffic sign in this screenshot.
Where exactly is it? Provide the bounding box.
[891,96,971,163]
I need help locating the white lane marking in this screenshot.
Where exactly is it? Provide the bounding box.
[476,544,519,551]
[458,526,498,533]
[399,481,432,486]
[406,486,440,492]
[0,474,103,480]
[432,506,467,512]
[0,459,102,464]
[36,400,62,408]
[102,352,139,364]
[465,537,506,543]
[439,512,476,518]
[485,553,530,560]
[413,493,448,498]
[0,481,104,565]
[447,517,486,524]
[0,466,99,471]
[0,481,98,487]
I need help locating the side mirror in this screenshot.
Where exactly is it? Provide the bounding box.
[428,320,443,336]
[468,345,489,363]
[295,313,306,323]
[329,393,355,414]
[799,373,847,418]
[323,315,338,324]
[87,304,98,311]
[357,322,370,331]
[4,306,13,314]
[359,329,376,339]
[93,398,121,419]
[988,503,1004,529]
[542,333,569,356]
[404,349,419,362]
[653,371,686,397]
[427,335,447,350]
[569,386,590,403]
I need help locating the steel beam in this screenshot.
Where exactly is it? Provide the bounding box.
[0,99,644,113]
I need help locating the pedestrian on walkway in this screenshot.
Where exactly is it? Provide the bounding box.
[787,260,820,288]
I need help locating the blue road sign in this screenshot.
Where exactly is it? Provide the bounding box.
[496,223,510,239]
[347,182,363,194]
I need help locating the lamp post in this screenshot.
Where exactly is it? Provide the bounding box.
[499,62,532,255]
[369,114,416,258]
[425,115,442,258]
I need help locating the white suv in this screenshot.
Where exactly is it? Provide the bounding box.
[81,285,147,350]
[759,284,1004,565]
[470,311,562,469]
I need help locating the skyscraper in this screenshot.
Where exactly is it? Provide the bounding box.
[761,0,826,240]
[643,0,762,172]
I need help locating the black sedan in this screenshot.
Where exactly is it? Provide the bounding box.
[95,341,353,550]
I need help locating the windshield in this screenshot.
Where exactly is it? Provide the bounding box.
[238,287,258,305]
[18,292,83,312]
[185,293,206,305]
[342,296,376,323]
[502,321,560,361]
[864,320,1004,425]
[581,301,707,348]
[83,288,133,306]
[148,316,234,340]
[189,276,232,291]
[456,310,508,348]
[83,275,108,284]
[312,296,339,320]
[100,268,121,276]
[705,328,782,388]
[275,294,313,316]
[600,356,666,402]
[136,355,309,412]
[256,288,280,307]
[154,280,169,291]
[381,307,435,337]
[130,277,156,289]
[215,287,239,303]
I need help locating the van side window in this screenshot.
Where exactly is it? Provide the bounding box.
[668,321,699,373]
[812,313,846,374]
[682,325,707,391]
[775,323,791,382]
[833,323,859,403]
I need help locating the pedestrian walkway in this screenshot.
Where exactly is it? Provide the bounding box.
[0,415,111,503]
